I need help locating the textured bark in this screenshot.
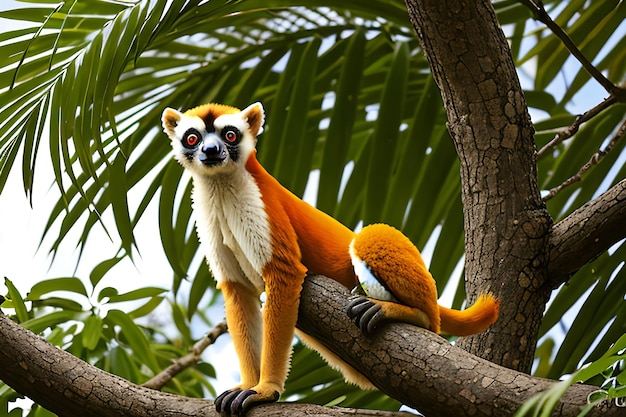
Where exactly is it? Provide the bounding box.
[548,178,626,287]
[404,0,553,373]
[0,309,404,417]
[1,277,622,417]
[297,276,620,417]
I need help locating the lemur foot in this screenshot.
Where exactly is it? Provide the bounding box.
[215,388,241,415]
[215,387,279,416]
[346,295,387,335]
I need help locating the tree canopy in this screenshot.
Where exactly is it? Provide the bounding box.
[0,0,625,416]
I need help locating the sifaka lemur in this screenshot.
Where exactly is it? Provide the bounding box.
[161,102,499,416]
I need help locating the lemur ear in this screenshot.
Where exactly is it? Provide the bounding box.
[162,108,183,136]
[242,102,265,137]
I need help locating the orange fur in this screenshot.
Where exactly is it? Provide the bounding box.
[162,102,500,412]
[350,224,500,336]
[219,280,263,388]
[351,224,440,332]
[245,155,358,289]
[256,170,307,393]
[184,102,240,120]
[439,293,500,336]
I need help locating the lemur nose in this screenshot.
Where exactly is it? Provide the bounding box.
[202,136,223,156]
[199,134,227,166]
[202,142,220,155]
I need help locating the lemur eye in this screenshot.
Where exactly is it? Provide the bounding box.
[182,128,201,149]
[222,126,241,144]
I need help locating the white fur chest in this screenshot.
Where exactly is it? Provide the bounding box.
[190,170,272,293]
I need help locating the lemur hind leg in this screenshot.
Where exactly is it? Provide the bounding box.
[348,223,441,335]
[346,296,433,335]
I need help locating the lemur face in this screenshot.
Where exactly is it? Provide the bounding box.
[161,102,264,175]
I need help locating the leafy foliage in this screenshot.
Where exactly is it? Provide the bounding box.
[0,0,625,415]
[515,334,626,417]
[1,274,216,416]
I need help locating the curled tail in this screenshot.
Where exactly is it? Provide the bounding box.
[439,293,499,336]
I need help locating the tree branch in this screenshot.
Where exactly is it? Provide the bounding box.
[0,309,404,417]
[142,321,228,390]
[0,310,213,417]
[297,276,621,417]
[519,0,626,101]
[403,0,553,372]
[537,95,617,159]
[542,118,626,201]
[2,276,622,417]
[547,178,626,287]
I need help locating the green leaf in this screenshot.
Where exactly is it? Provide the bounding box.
[21,311,88,334]
[104,345,143,382]
[0,132,23,196]
[232,47,288,107]
[105,309,160,373]
[383,74,442,230]
[106,287,167,303]
[516,334,626,417]
[98,286,118,302]
[31,297,84,312]
[109,152,135,256]
[0,7,55,23]
[158,161,187,278]
[187,261,214,320]
[272,37,322,195]
[89,256,124,288]
[127,296,165,320]
[363,41,409,225]
[260,40,307,172]
[524,90,558,115]
[334,135,370,226]
[317,29,366,214]
[170,301,192,346]
[26,277,88,300]
[82,315,103,351]
[3,278,29,322]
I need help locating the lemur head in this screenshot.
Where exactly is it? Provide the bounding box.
[161,102,264,175]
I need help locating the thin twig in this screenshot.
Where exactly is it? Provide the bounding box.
[543,118,626,201]
[519,0,626,99]
[537,95,616,158]
[142,320,228,390]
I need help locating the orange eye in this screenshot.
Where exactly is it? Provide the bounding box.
[182,129,201,149]
[222,126,241,143]
[186,134,198,146]
[224,130,237,143]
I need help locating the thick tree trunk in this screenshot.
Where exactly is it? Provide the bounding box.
[404,0,553,373]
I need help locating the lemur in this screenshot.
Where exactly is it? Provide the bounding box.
[161,102,499,416]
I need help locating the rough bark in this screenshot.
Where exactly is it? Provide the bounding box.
[548,178,626,287]
[1,276,622,417]
[297,276,620,417]
[0,307,403,417]
[404,0,553,373]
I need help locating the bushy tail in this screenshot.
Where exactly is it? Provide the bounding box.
[439,293,499,336]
